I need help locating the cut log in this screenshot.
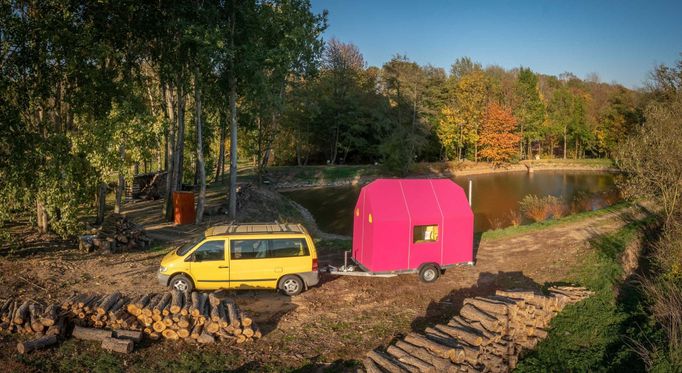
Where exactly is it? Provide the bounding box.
[161,329,179,340]
[208,292,221,307]
[394,340,454,371]
[205,320,220,334]
[460,304,502,332]
[13,300,30,325]
[101,337,134,354]
[177,316,190,329]
[29,303,45,333]
[190,291,201,316]
[435,324,483,346]
[177,328,190,339]
[364,357,383,373]
[240,311,253,327]
[46,317,65,337]
[96,292,121,315]
[72,325,112,341]
[464,297,509,315]
[210,304,221,322]
[113,329,144,343]
[190,323,203,339]
[197,330,215,344]
[17,335,58,354]
[225,301,239,328]
[366,350,411,373]
[181,290,191,316]
[386,345,436,372]
[496,289,537,301]
[40,304,58,327]
[129,294,150,314]
[170,290,183,314]
[154,293,172,315]
[404,333,458,362]
[534,328,548,339]
[242,327,255,338]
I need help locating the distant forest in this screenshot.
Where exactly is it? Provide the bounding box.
[0,1,650,234]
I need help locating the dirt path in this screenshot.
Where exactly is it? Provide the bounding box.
[0,198,648,369]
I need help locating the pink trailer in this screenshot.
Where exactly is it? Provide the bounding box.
[331,178,474,282]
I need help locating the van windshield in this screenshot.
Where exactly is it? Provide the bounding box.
[176,235,204,256]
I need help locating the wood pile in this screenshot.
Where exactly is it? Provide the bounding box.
[80,213,151,253]
[0,290,260,355]
[364,286,593,373]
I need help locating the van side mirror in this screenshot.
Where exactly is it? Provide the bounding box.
[185,253,196,262]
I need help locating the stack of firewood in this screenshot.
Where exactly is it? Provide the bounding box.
[80,214,151,253]
[0,290,260,355]
[364,286,593,373]
[126,290,261,344]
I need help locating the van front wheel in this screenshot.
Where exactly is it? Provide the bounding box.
[279,275,303,296]
[170,274,194,293]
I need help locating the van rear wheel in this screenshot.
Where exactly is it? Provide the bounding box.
[419,264,440,283]
[279,275,303,296]
[170,274,194,292]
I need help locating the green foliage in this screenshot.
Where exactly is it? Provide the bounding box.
[517,222,653,372]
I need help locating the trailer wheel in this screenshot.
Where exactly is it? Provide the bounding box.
[419,264,440,283]
[279,275,303,296]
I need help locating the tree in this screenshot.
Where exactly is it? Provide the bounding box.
[479,102,520,164]
[452,70,492,162]
[450,57,482,81]
[514,68,546,159]
[617,96,682,225]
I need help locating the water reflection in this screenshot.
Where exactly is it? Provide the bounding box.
[283,171,620,235]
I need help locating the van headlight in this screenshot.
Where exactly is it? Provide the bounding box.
[159,266,168,273]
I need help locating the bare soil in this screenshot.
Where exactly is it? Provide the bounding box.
[0,186,647,371]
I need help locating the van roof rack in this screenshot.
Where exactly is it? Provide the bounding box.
[205,222,305,236]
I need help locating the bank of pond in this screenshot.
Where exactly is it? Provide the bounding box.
[283,170,620,235]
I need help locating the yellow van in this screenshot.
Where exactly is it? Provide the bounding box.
[158,223,319,296]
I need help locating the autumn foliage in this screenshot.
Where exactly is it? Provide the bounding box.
[479,102,520,164]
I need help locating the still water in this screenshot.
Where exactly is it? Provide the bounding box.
[283,171,621,235]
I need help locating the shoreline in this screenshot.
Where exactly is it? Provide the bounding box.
[272,162,618,191]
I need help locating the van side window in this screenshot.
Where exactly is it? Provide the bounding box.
[413,225,439,243]
[270,238,309,258]
[230,239,268,259]
[230,238,309,259]
[193,240,225,261]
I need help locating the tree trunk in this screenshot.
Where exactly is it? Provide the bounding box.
[163,82,176,222]
[96,183,106,225]
[115,144,125,214]
[36,200,48,234]
[228,5,238,219]
[216,111,226,181]
[194,69,206,224]
[175,85,186,192]
[563,126,567,159]
[519,123,525,159]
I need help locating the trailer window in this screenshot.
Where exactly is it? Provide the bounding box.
[413,225,438,243]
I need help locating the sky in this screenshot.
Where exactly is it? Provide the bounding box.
[310,0,682,88]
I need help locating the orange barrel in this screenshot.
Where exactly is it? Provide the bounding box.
[173,191,196,225]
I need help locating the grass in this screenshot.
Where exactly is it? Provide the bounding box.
[480,201,631,241]
[516,217,659,372]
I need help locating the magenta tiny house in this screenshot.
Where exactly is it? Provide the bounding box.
[351,179,474,275]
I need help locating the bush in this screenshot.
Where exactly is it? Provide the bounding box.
[519,195,567,222]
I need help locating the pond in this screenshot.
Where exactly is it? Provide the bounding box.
[282,170,621,236]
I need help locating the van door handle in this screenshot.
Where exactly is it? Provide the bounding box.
[218,266,229,269]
